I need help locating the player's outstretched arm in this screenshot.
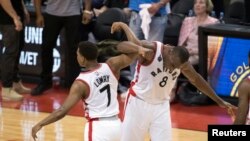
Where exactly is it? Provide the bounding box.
[111,22,157,51]
[31,81,87,140]
[180,62,237,110]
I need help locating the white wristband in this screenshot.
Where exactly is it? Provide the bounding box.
[83,10,92,14]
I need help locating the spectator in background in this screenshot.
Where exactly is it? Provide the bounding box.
[129,0,169,42]
[178,0,219,65]
[233,50,250,125]
[79,0,130,42]
[0,0,31,101]
[31,0,92,95]
[176,0,220,104]
[79,0,104,42]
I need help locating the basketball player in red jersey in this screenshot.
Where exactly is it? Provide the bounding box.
[234,50,250,125]
[31,41,152,141]
[111,22,237,141]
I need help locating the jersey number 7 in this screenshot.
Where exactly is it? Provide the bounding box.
[99,84,111,107]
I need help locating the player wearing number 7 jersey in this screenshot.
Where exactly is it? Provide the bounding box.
[31,41,153,141]
[111,22,237,141]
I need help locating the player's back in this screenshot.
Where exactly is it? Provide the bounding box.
[76,63,119,119]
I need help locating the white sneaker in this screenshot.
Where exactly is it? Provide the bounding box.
[13,81,31,94]
[1,87,23,101]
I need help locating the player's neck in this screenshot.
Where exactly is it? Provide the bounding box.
[84,61,99,71]
[163,47,175,71]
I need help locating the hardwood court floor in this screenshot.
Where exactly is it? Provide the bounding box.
[0,83,233,141]
[0,108,207,141]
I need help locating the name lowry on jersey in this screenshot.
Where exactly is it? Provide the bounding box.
[94,75,110,87]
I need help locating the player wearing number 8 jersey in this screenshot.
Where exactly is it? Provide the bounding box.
[31,41,152,141]
[129,41,180,104]
[122,41,181,141]
[111,22,237,141]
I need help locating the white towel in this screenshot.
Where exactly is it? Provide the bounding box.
[139,4,152,40]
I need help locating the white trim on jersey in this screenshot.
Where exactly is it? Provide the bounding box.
[75,79,90,99]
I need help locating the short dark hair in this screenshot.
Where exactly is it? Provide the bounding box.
[173,46,190,64]
[78,41,99,60]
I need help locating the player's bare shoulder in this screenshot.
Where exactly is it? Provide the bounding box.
[105,58,119,74]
